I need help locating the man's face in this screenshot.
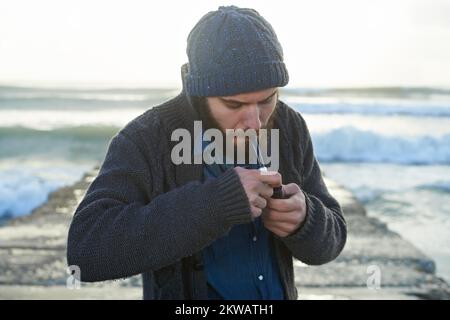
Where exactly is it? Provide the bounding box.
[205,87,278,134]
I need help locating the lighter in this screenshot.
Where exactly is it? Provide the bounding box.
[251,141,285,199]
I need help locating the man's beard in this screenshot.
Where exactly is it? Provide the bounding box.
[191,96,278,165]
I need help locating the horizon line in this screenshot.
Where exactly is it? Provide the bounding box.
[1,82,450,92]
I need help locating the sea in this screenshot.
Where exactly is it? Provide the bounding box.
[1,85,449,282]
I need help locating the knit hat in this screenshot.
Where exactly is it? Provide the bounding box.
[184,5,289,97]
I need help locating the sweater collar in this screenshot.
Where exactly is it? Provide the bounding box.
[153,63,203,185]
[156,63,201,135]
[180,63,196,109]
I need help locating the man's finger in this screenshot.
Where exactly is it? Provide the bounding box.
[263,209,300,224]
[251,206,262,219]
[258,171,282,187]
[263,221,294,235]
[253,196,267,209]
[282,183,301,197]
[267,196,302,212]
[257,183,274,199]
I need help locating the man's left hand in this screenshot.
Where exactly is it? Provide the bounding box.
[262,183,307,238]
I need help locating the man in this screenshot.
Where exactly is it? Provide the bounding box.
[67,5,346,300]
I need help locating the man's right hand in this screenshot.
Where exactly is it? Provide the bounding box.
[233,167,282,219]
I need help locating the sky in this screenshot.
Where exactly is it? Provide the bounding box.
[1,0,450,88]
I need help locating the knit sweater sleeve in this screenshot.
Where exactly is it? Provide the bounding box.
[67,130,252,282]
[280,114,347,265]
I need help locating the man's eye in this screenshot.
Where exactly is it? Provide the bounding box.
[260,97,274,105]
[226,103,242,109]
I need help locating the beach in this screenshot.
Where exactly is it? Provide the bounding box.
[0,167,448,300]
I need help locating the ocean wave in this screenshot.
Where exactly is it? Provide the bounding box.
[290,101,450,117]
[0,125,119,140]
[0,126,118,160]
[0,96,157,110]
[0,164,88,218]
[0,109,144,130]
[313,127,450,164]
[416,181,450,193]
[0,86,177,109]
[282,86,450,100]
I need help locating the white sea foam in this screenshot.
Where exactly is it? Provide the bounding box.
[0,161,90,218]
[313,127,450,164]
[288,98,450,117]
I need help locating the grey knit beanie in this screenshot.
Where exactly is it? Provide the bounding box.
[184,5,289,97]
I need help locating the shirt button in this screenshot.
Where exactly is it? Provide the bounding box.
[258,275,264,281]
[252,236,257,241]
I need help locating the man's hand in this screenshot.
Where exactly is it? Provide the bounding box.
[234,167,281,219]
[262,183,307,238]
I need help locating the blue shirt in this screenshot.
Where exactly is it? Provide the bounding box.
[201,160,285,300]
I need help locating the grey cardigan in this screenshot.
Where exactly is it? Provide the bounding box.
[67,83,347,300]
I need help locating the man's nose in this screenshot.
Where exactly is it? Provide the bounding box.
[243,104,261,130]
